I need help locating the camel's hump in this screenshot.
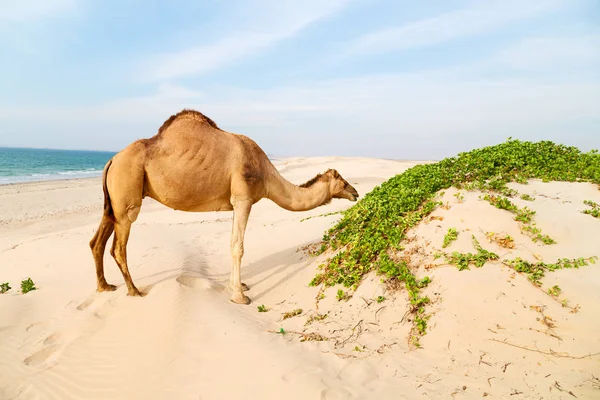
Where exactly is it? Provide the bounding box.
[157,109,220,134]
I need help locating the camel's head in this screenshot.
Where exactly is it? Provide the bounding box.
[324,169,359,202]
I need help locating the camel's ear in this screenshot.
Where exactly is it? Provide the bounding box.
[325,169,340,178]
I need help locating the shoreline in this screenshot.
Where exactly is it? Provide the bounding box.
[0,173,103,187]
[0,175,101,188]
[0,155,435,187]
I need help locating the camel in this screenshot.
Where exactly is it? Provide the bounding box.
[89,109,359,304]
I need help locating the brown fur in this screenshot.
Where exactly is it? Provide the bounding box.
[89,109,359,303]
[299,169,339,187]
[156,109,221,135]
[299,173,323,188]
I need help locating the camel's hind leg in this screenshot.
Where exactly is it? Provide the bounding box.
[99,141,146,296]
[89,215,116,292]
[110,217,143,297]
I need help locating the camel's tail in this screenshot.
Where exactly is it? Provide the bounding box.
[102,158,115,222]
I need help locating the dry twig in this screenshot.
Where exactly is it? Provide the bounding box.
[554,381,578,398]
[490,339,600,359]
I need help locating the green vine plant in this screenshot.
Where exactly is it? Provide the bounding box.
[442,228,459,248]
[482,194,555,244]
[504,257,597,287]
[445,241,597,309]
[520,193,535,201]
[445,235,499,271]
[453,192,464,203]
[583,200,599,218]
[308,139,600,348]
[300,211,342,222]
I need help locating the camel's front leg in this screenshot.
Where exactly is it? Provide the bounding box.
[230,200,252,304]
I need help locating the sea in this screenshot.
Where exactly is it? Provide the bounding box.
[0,147,116,185]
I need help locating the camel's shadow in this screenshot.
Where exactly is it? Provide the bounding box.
[136,252,214,294]
[206,239,319,301]
[134,239,319,301]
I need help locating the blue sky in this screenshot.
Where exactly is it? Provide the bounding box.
[0,0,598,159]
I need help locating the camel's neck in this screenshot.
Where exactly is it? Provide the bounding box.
[266,170,331,212]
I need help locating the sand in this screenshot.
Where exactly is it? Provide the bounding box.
[0,157,599,400]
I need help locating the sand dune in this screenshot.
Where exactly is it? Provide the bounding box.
[1,157,599,399]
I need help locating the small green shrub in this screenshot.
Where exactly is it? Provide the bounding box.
[282,309,303,320]
[442,228,459,248]
[257,304,269,312]
[583,200,600,218]
[0,282,11,294]
[336,289,350,301]
[548,285,561,297]
[20,278,36,294]
[305,313,328,326]
[520,194,535,201]
[454,192,464,203]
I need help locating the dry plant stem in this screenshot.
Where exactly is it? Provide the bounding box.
[479,352,492,366]
[335,320,364,348]
[314,285,326,310]
[374,306,386,323]
[501,262,579,312]
[490,339,600,359]
[268,329,329,342]
[320,351,362,359]
[553,381,578,398]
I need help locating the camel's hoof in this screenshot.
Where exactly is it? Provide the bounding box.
[231,293,251,305]
[97,283,117,292]
[229,282,250,292]
[127,288,145,297]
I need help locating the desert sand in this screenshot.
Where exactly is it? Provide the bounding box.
[0,156,599,400]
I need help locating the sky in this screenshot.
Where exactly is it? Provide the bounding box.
[0,0,598,160]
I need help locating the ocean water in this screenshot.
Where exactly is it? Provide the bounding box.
[0,147,116,185]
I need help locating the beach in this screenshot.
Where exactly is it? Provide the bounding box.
[1,156,599,400]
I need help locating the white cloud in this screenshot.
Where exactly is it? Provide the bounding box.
[140,0,350,81]
[0,0,80,23]
[493,34,600,70]
[347,0,571,55]
[1,69,598,157]
[0,0,85,55]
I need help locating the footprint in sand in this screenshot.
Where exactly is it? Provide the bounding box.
[25,321,47,332]
[175,274,226,293]
[176,274,210,289]
[23,343,60,366]
[43,333,59,345]
[76,297,94,311]
[319,387,353,400]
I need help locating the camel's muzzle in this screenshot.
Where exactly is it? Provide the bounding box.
[347,185,359,201]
